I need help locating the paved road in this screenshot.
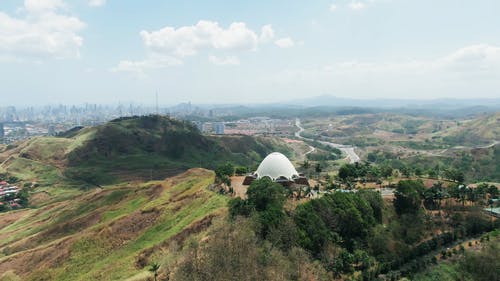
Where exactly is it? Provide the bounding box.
[481,140,500,149]
[432,140,499,157]
[295,118,360,163]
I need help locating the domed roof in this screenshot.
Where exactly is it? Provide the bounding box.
[255,152,299,181]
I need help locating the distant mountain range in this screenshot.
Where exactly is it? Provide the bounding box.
[283,95,500,109]
[175,96,500,119]
[186,95,499,120]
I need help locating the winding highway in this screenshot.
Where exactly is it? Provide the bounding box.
[295,118,360,163]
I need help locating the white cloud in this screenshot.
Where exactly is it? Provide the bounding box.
[274,37,295,48]
[329,4,337,12]
[439,44,500,72]
[111,55,182,73]
[209,55,240,66]
[273,44,500,99]
[114,20,281,72]
[318,45,500,75]
[88,0,106,7]
[349,1,366,10]
[259,24,275,43]
[140,20,274,57]
[24,0,66,13]
[0,0,85,60]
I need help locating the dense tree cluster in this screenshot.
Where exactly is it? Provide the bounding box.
[394,180,424,215]
[225,178,499,280]
[228,179,385,277]
[367,146,500,183]
[229,178,287,238]
[295,192,376,253]
[214,162,234,186]
[337,162,393,184]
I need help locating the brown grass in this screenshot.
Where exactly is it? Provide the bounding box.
[0,237,75,277]
[134,213,217,268]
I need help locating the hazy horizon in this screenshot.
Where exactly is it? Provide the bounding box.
[1,0,500,105]
[3,95,500,110]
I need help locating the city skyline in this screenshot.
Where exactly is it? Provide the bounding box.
[1,0,500,105]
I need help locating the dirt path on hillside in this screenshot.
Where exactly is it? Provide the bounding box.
[230,176,247,199]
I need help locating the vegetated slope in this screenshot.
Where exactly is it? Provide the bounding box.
[0,168,226,281]
[303,112,499,149]
[303,113,438,137]
[395,143,500,182]
[0,125,97,189]
[445,143,500,182]
[412,236,500,281]
[65,115,293,185]
[432,112,500,146]
[64,115,232,185]
[1,115,291,186]
[211,134,294,163]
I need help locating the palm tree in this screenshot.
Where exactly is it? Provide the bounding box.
[432,182,448,215]
[149,262,160,281]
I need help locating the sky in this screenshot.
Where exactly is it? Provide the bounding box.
[1,0,500,106]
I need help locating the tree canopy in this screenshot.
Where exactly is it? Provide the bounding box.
[394,180,424,215]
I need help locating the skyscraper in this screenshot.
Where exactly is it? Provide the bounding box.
[213,122,225,135]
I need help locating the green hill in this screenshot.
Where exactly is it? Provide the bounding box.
[436,112,500,146]
[0,116,295,280]
[1,115,292,187]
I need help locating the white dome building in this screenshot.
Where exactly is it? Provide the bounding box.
[242,152,309,186]
[255,152,299,181]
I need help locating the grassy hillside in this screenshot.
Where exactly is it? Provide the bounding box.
[0,127,96,188]
[211,134,294,163]
[435,112,500,146]
[0,168,226,281]
[66,115,293,185]
[302,112,499,149]
[0,116,295,280]
[1,115,292,187]
[388,143,500,182]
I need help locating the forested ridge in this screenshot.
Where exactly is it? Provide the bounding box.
[172,178,499,280]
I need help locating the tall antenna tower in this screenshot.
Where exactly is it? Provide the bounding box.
[155,91,159,115]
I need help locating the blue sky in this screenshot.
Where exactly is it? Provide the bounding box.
[1,0,500,105]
